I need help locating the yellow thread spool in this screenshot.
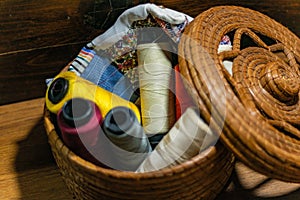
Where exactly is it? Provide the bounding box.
[45,71,140,121]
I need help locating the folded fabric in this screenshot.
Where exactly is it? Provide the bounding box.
[87,3,193,51]
[65,4,193,87]
[218,35,233,75]
[69,47,96,76]
[154,16,189,43]
[48,4,233,104]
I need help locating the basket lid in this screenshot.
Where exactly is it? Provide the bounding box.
[178,6,300,183]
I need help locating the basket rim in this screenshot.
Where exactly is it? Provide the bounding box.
[44,106,223,179]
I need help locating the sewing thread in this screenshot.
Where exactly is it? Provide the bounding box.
[101,106,152,171]
[57,98,104,166]
[137,42,175,135]
[46,71,141,121]
[136,107,218,172]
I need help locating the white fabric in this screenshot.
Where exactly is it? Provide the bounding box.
[148,4,193,24]
[90,3,193,50]
[218,44,233,75]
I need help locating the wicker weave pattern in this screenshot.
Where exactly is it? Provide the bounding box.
[44,105,234,199]
[178,6,300,183]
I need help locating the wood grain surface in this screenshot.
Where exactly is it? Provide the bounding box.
[0,98,299,199]
[0,0,145,105]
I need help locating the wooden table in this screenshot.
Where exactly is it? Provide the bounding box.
[1,98,299,199]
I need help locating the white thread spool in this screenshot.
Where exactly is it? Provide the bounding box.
[136,107,218,172]
[137,43,175,135]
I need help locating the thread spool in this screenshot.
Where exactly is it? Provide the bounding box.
[101,106,152,171]
[46,71,140,122]
[57,98,103,165]
[136,107,218,172]
[137,42,175,135]
[174,64,196,120]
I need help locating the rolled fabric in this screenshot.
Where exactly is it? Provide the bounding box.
[137,42,175,135]
[45,71,140,122]
[101,106,152,171]
[136,107,218,172]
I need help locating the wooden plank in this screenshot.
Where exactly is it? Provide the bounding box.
[151,0,300,37]
[0,0,97,54]
[0,43,86,105]
[0,98,73,199]
[0,166,72,200]
[0,0,149,54]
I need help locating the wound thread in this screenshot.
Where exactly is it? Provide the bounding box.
[46,71,141,122]
[101,106,152,171]
[57,98,104,166]
[136,107,218,172]
[137,43,175,135]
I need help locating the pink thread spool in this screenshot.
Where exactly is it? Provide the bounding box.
[57,98,103,165]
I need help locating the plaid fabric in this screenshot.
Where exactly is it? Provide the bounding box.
[81,54,137,102]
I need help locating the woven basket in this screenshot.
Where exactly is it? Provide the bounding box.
[43,31,235,199]
[44,108,234,199]
[178,6,300,183]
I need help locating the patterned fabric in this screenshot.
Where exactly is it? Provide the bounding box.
[131,14,159,29]
[154,16,189,43]
[69,47,96,75]
[104,29,138,73]
[220,35,232,45]
[67,11,191,78]
[102,14,190,87]
[104,13,189,71]
[62,5,194,100]
[102,15,160,87]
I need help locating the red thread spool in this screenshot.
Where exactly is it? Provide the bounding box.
[174,64,196,120]
[57,98,103,165]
